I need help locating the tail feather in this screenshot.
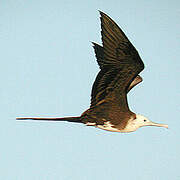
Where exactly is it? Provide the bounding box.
[16,116,82,123]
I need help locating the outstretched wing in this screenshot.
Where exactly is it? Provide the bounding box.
[90,11,144,108]
[92,43,143,93]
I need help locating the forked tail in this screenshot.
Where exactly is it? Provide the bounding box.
[16,116,82,123]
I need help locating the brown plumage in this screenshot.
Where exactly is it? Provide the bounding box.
[17,11,168,132]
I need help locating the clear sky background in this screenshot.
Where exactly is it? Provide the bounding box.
[1,0,180,179]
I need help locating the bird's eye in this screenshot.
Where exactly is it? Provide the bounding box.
[144,119,147,122]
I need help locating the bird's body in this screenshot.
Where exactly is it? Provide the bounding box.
[17,11,168,132]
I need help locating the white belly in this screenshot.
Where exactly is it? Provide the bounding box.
[86,120,137,133]
[97,121,121,132]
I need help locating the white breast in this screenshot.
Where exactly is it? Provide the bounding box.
[97,120,138,133]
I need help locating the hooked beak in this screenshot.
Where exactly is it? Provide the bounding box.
[149,121,168,129]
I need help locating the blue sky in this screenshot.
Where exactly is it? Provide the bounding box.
[1,0,180,179]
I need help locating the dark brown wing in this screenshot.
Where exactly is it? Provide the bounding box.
[90,11,144,109]
[92,43,143,93]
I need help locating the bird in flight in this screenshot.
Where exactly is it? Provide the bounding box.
[17,11,168,133]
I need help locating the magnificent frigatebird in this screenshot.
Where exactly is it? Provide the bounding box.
[17,11,168,132]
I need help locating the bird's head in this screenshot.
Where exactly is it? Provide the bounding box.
[133,114,168,130]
